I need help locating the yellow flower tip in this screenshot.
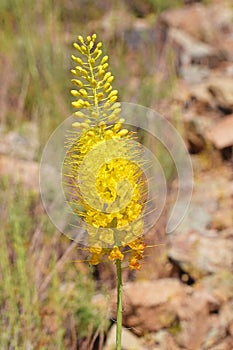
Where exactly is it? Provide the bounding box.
[98,121,106,128]
[113,123,122,132]
[101,55,108,64]
[109,96,118,103]
[87,130,95,137]
[105,130,114,137]
[89,253,101,265]
[78,35,84,44]
[90,247,102,254]
[109,90,118,98]
[72,122,81,128]
[73,42,81,51]
[72,100,83,108]
[74,111,85,118]
[97,92,104,101]
[79,88,88,98]
[108,246,124,262]
[71,79,83,87]
[104,72,111,81]
[71,55,83,66]
[107,76,114,84]
[92,33,97,41]
[117,129,129,137]
[70,89,79,97]
[80,122,90,129]
[80,45,87,55]
[86,35,91,42]
[91,79,97,88]
[71,69,78,75]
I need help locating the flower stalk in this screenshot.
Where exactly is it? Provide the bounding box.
[116,259,123,350]
[65,34,149,350]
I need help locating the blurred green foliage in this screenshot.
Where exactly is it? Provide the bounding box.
[0,178,108,349]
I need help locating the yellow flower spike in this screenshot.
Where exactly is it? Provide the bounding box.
[64,34,152,350]
[66,33,147,259]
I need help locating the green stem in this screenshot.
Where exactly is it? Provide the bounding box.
[116,259,122,350]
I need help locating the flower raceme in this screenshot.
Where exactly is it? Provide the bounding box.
[63,34,149,270]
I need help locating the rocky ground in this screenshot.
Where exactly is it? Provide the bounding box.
[102,2,233,349]
[0,1,232,349]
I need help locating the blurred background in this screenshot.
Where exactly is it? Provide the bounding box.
[0,0,232,349]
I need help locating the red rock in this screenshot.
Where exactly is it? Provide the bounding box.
[170,230,233,278]
[208,115,233,149]
[111,279,189,335]
[160,3,232,43]
[168,28,221,68]
[208,77,233,111]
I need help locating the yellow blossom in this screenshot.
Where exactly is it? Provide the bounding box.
[64,34,148,267]
[108,246,124,261]
[129,256,141,270]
